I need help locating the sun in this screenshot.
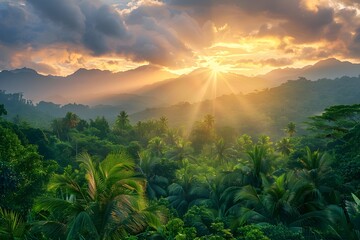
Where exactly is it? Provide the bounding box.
[207,60,231,74]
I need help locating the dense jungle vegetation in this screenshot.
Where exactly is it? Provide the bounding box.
[0,101,360,240]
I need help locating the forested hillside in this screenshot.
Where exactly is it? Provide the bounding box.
[131,76,360,136]
[1,101,360,239]
[2,75,360,137]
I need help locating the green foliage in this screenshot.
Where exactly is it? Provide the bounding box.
[89,116,110,138]
[238,225,270,240]
[0,207,29,240]
[345,193,360,238]
[0,125,54,213]
[190,114,216,152]
[33,152,164,239]
[184,205,215,236]
[276,138,294,156]
[285,122,296,137]
[152,218,196,240]
[2,101,360,239]
[260,224,304,240]
[0,104,7,116]
[114,110,131,131]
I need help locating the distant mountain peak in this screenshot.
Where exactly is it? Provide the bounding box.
[313,58,343,67]
[9,67,39,75]
[68,68,112,78]
[261,58,360,83]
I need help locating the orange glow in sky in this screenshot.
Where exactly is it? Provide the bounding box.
[1,0,360,76]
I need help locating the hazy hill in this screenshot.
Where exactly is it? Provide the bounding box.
[0,65,177,104]
[135,68,272,104]
[262,58,360,83]
[0,90,164,128]
[130,76,360,136]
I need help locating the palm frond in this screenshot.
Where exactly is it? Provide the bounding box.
[0,208,27,239]
[66,211,100,240]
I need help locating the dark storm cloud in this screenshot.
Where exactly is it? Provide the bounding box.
[27,0,85,31]
[24,0,192,65]
[28,0,128,55]
[79,2,128,55]
[0,2,34,45]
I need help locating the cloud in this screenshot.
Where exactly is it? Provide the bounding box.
[27,0,85,32]
[2,0,360,75]
[339,0,360,6]
[0,2,35,45]
[22,0,195,67]
[260,58,294,67]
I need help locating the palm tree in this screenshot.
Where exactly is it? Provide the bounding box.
[300,147,332,171]
[298,147,336,202]
[276,138,294,156]
[138,151,168,199]
[246,145,271,188]
[114,111,131,131]
[257,135,274,153]
[167,164,209,216]
[165,138,193,162]
[64,112,80,129]
[234,173,334,232]
[203,114,215,131]
[33,152,163,239]
[147,137,166,158]
[51,118,64,139]
[235,134,253,152]
[157,116,168,135]
[285,122,296,137]
[213,138,232,166]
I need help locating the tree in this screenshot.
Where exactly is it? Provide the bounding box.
[246,145,271,188]
[114,111,131,131]
[203,114,215,131]
[64,112,80,129]
[213,138,232,166]
[257,135,273,153]
[51,118,65,139]
[167,163,209,216]
[0,104,7,117]
[298,147,338,203]
[165,138,193,162]
[285,122,296,137]
[0,126,54,213]
[34,152,163,239]
[190,115,216,152]
[306,104,360,193]
[157,116,169,135]
[89,116,110,138]
[234,173,334,232]
[276,138,294,156]
[147,136,166,158]
[235,134,253,153]
[138,150,169,199]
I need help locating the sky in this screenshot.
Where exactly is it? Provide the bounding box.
[1,0,360,76]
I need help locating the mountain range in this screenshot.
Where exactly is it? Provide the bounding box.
[0,65,176,104]
[1,58,360,110]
